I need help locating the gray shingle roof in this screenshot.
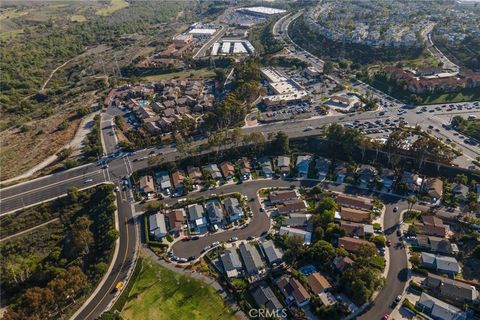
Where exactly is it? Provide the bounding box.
[261,240,283,264]
[239,242,264,276]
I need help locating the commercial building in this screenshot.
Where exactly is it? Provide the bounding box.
[260,68,310,107]
[210,40,255,56]
[239,6,287,17]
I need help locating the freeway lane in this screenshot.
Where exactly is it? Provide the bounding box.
[0,169,108,215]
[73,187,137,320]
[0,163,99,199]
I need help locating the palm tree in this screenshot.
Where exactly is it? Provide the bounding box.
[407,195,418,211]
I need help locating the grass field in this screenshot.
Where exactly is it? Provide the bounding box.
[121,257,237,320]
[141,68,215,82]
[96,0,129,16]
[70,15,87,22]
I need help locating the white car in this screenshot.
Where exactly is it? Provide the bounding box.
[84,179,93,183]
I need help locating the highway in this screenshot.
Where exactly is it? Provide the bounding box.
[2,100,478,216]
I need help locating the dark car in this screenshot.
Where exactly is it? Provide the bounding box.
[187,256,196,261]
[191,236,200,240]
[396,230,401,237]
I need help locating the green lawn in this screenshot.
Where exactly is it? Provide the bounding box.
[121,257,238,320]
[96,0,129,16]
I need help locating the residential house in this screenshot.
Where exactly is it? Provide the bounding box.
[336,194,373,211]
[220,161,235,181]
[424,178,444,201]
[341,221,365,237]
[416,216,447,237]
[269,190,298,204]
[261,240,284,266]
[276,199,307,215]
[338,237,371,252]
[156,171,172,195]
[333,256,354,271]
[277,276,311,307]
[251,281,284,312]
[378,168,396,190]
[282,213,312,227]
[224,197,243,222]
[149,212,168,240]
[258,157,274,178]
[357,164,378,185]
[187,166,203,184]
[205,199,225,226]
[421,252,461,275]
[237,158,252,181]
[416,292,467,320]
[296,155,312,178]
[203,164,223,180]
[220,247,243,278]
[318,292,338,307]
[139,175,155,195]
[426,273,478,303]
[239,242,265,277]
[452,183,469,201]
[401,171,423,192]
[334,161,349,183]
[166,209,186,231]
[171,170,185,194]
[416,236,458,255]
[188,204,208,233]
[277,156,291,175]
[364,224,375,236]
[307,272,332,295]
[316,157,331,181]
[340,207,371,223]
[279,226,312,245]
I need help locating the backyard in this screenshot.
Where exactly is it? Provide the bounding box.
[121,257,238,320]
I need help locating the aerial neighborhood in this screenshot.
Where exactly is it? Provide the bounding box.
[1,1,479,320]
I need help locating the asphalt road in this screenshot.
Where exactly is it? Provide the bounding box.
[1,99,477,215]
[73,185,137,320]
[169,179,318,258]
[167,178,410,320]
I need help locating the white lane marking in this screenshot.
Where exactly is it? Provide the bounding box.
[0,170,104,201]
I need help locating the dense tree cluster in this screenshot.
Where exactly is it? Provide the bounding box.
[204,59,261,131]
[0,185,117,319]
[451,116,480,141]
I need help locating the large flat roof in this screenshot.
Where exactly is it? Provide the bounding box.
[241,6,286,15]
[188,28,217,35]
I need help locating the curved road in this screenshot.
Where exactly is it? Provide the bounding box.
[167,178,410,320]
[73,189,137,320]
